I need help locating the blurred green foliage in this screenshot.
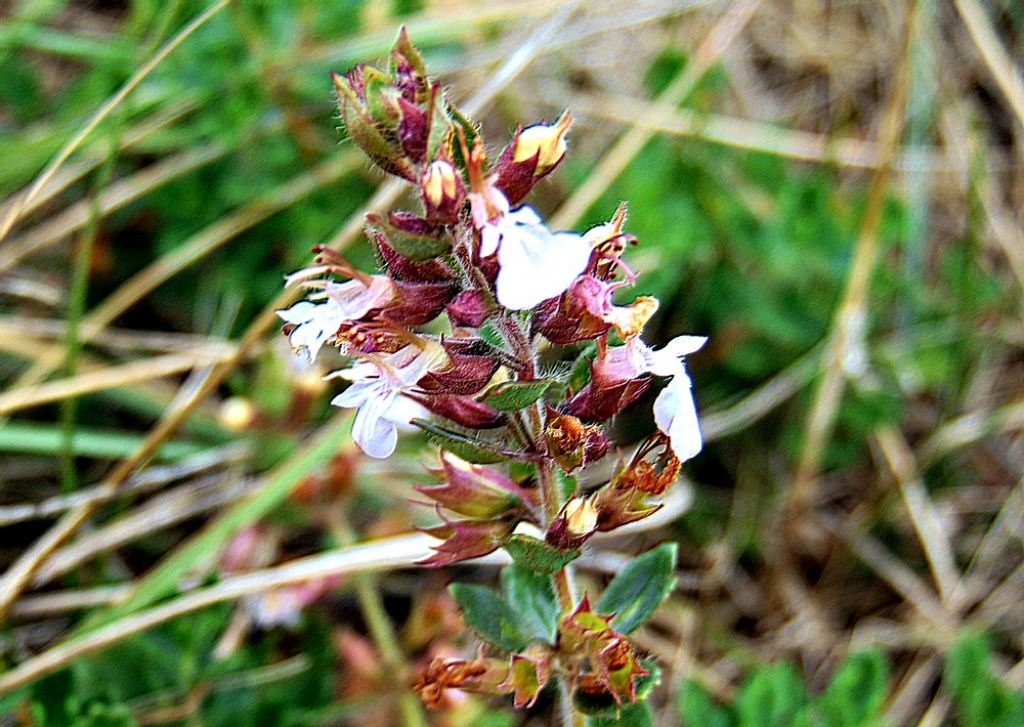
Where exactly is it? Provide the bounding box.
[681,642,1023,727]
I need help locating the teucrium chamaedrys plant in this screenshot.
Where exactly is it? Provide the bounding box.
[276,29,706,723]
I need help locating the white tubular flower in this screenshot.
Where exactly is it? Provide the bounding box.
[330,343,445,458]
[277,275,394,362]
[277,300,347,363]
[639,335,708,462]
[478,205,592,311]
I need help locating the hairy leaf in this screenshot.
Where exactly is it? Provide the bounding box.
[449,583,529,652]
[505,535,581,575]
[500,564,560,644]
[482,379,553,411]
[413,419,509,463]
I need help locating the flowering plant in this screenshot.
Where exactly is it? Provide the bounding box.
[277,29,705,723]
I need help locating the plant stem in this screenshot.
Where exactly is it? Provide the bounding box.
[538,451,582,726]
[537,457,577,608]
[500,310,583,723]
[558,677,586,727]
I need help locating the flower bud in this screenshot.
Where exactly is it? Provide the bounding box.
[445,289,493,328]
[547,496,599,549]
[416,452,529,519]
[367,211,451,261]
[407,392,503,429]
[333,70,417,181]
[381,279,456,326]
[419,342,500,396]
[565,496,599,536]
[512,110,573,174]
[369,228,454,282]
[420,159,465,222]
[564,338,652,422]
[420,515,516,567]
[489,111,572,205]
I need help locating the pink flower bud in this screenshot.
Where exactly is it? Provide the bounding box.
[564,338,652,422]
[490,111,572,204]
[369,228,455,282]
[417,340,501,395]
[407,392,503,429]
[419,515,516,567]
[382,279,455,326]
[414,452,531,519]
[445,290,493,328]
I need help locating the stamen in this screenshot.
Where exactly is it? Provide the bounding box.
[309,246,374,287]
[284,265,331,287]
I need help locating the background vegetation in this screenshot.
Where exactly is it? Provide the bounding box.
[1,0,1023,724]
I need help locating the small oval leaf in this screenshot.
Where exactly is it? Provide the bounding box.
[505,534,581,575]
[482,380,552,411]
[413,419,509,464]
[501,565,560,644]
[596,543,677,634]
[449,583,529,652]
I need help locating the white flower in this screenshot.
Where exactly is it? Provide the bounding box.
[277,300,346,363]
[330,344,444,458]
[478,205,592,311]
[277,275,393,362]
[639,335,707,462]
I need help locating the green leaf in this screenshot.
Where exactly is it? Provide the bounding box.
[449,583,529,652]
[597,543,678,634]
[425,87,452,161]
[482,379,553,411]
[390,27,428,83]
[447,101,480,172]
[413,419,509,463]
[946,634,1024,727]
[0,422,203,461]
[574,661,661,718]
[736,662,807,727]
[476,320,508,351]
[557,470,579,501]
[567,342,597,394]
[366,215,450,260]
[500,564,560,644]
[590,701,654,726]
[816,650,889,727]
[505,535,581,575]
[678,680,735,727]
